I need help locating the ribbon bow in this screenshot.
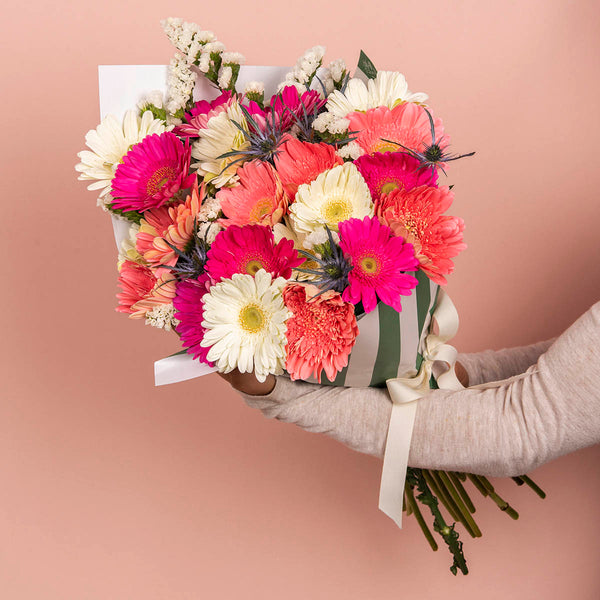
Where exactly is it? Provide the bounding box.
[379,289,464,528]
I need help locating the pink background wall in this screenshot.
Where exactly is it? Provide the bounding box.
[3,0,600,597]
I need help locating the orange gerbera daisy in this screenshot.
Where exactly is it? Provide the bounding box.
[136,184,203,269]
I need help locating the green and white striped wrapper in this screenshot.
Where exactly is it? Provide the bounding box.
[297,270,440,388]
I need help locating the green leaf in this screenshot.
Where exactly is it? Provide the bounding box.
[357,50,378,80]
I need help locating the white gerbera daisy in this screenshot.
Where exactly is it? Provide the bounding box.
[201,270,290,382]
[191,101,250,188]
[289,162,374,236]
[325,71,428,120]
[75,110,167,200]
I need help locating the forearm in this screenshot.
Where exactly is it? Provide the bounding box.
[458,339,554,386]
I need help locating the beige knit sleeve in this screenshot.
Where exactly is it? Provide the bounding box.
[238,301,600,476]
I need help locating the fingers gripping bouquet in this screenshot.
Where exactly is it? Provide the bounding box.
[76,18,546,575]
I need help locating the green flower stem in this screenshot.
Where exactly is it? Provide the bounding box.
[518,474,547,499]
[467,473,489,497]
[423,470,461,522]
[429,470,463,523]
[512,476,525,486]
[405,481,437,551]
[475,475,519,520]
[438,471,482,538]
[450,472,476,513]
[408,468,468,576]
[404,492,413,516]
[455,472,468,482]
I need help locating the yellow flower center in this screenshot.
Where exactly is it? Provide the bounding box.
[380,181,400,195]
[249,198,273,222]
[239,303,267,333]
[372,140,399,154]
[146,166,176,196]
[360,255,381,275]
[245,260,264,275]
[322,196,353,227]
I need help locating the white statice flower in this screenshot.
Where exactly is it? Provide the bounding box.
[197,195,222,222]
[290,162,374,236]
[166,53,197,115]
[75,110,167,200]
[222,52,245,66]
[161,18,215,59]
[336,141,364,160]
[200,270,290,382]
[312,112,349,136]
[145,303,179,331]
[281,45,327,91]
[137,90,166,112]
[328,58,347,84]
[117,222,142,268]
[197,221,222,245]
[326,71,428,119]
[244,80,264,96]
[218,65,232,89]
[191,101,250,188]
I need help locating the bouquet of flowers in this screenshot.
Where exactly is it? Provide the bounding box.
[76,17,546,575]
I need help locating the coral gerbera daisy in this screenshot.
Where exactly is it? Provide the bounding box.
[354,151,438,203]
[283,283,359,383]
[173,274,213,364]
[217,160,288,227]
[206,224,302,281]
[116,260,177,318]
[338,216,419,313]
[75,110,167,205]
[200,270,290,382]
[347,103,446,157]
[111,131,195,212]
[375,185,466,285]
[289,162,374,236]
[273,138,343,198]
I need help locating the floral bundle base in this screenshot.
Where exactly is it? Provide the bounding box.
[76,18,546,574]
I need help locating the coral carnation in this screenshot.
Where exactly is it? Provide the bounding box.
[354,151,437,203]
[217,160,288,227]
[206,224,302,281]
[174,275,213,364]
[347,103,446,157]
[284,284,359,383]
[338,216,419,313]
[111,132,195,212]
[375,185,466,285]
[274,138,343,198]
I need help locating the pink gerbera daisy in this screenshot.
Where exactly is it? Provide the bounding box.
[347,103,446,157]
[375,185,466,285]
[283,283,359,383]
[174,91,234,138]
[273,138,343,198]
[173,275,213,365]
[354,151,438,203]
[206,224,302,281]
[270,86,326,130]
[111,132,196,212]
[338,216,419,313]
[217,160,288,227]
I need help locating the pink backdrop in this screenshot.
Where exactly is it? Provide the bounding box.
[3,0,600,597]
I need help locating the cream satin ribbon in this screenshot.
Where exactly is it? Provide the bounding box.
[379,290,465,528]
